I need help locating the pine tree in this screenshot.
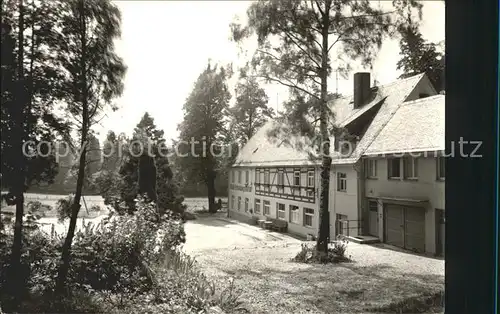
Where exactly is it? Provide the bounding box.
[230,70,274,145]
[397,21,445,91]
[177,62,232,213]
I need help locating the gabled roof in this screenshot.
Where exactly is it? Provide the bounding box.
[330,73,429,164]
[232,120,320,167]
[363,94,445,155]
[232,73,432,168]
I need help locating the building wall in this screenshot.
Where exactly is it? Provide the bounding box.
[227,165,321,239]
[364,155,445,254]
[330,164,360,238]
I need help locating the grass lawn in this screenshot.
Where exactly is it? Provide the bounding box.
[185,218,444,314]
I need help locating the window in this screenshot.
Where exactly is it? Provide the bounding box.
[277,170,284,186]
[294,170,301,186]
[245,171,249,185]
[369,200,378,212]
[388,158,401,179]
[254,199,261,214]
[337,172,347,192]
[237,197,241,211]
[304,208,314,227]
[231,196,235,210]
[437,156,445,180]
[277,203,286,220]
[231,170,235,183]
[307,189,314,198]
[366,159,377,178]
[255,170,259,184]
[238,171,242,184]
[289,205,299,224]
[263,200,270,216]
[245,198,249,212]
[403,157,418,179]
[307,170,315,187]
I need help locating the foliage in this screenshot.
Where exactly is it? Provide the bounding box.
[397,19,445,92]
[95,113,186,216]
[52,0,127,292]
[56,195,74,223]
[231,0,423,253]
[177,62,232,213]
[0,197,241,314]
[293,236,351,264]
[230,70,274,145]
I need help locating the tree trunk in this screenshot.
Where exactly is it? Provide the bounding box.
[9,0,27,301]
[55,0,88,293]
[316,1,332,254]
[207,170,217,213]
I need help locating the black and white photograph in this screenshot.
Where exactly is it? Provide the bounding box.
[1,0,490,313]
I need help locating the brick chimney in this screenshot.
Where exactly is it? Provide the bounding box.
[353,72,371,108]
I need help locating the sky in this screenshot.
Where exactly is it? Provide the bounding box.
[95,0,445,143]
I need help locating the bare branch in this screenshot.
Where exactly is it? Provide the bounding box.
[262,76,319,100]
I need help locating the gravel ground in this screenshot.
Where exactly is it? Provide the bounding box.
[184,215,444,314]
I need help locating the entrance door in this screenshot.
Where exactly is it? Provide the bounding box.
[368,200,379,237]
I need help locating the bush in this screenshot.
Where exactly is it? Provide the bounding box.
[68,197,186,293]
[1,196,240,314]
[293,236,352,264]
[96,248,243,314]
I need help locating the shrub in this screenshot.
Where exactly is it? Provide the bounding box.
[27,200,43,212]
[293,236,352,264]
[68,197,186,293]
[90,204,101,212]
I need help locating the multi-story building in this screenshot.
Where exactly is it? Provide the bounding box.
[227,72,445,256]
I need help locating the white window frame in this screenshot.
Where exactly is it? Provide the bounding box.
[307,170,315,187]
[366,159,377,178]
[277,203,286,220]
[289,205,299,224]
[254,199,261,214]
[255,170,259,184]
[237,196,241,211]
[263,200,270,216]
[437,156,445,180]
[403,157,418,180]
[245,170,249,185]
[303,208,314,227]
[388,158,402,179]
[337,172,347,192]
[238,170,242,184]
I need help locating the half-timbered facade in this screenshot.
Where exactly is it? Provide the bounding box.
[228,72,445,254]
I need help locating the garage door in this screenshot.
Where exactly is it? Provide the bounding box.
[385,204,404,248]
[384,204,426,253]
[404,207,426,253]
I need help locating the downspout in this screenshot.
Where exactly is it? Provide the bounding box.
[331,164,336,239]
[353,160,365,236]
